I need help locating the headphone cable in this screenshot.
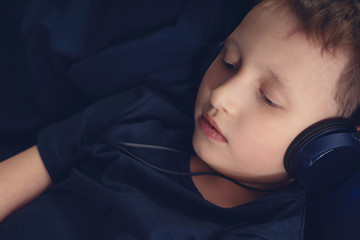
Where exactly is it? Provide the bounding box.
[100,140,279,193]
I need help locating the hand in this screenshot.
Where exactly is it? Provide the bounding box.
[0,146,52,222]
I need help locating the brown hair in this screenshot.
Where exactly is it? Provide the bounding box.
[264,0,360,124]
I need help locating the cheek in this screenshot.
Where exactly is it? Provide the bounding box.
[194,90,206,120]
[194,77,212,115]
[228,125,291,181]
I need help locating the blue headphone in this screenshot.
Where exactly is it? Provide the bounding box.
[284,118,360,191]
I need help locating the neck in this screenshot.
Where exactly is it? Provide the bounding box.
[190,155,273,208]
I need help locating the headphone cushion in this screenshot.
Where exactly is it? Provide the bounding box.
[284,118,360,190]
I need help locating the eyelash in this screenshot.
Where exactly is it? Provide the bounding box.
[221,59,238,70]
[260,90,279,108]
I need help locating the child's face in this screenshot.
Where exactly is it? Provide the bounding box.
[192,2,349,187]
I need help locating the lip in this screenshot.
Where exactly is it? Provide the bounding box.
[199,114,228,143]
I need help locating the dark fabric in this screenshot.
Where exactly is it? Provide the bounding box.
[0,88,305,239]
[0,0,253,159]
[304,169,360,240]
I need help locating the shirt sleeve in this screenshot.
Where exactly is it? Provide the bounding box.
[36,87,153,184]
[37,112,87,184]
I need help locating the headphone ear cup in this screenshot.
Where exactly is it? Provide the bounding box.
[284,118,360,191]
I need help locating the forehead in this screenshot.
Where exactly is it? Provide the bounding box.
[231,1,350,71]
[223,1,349,115]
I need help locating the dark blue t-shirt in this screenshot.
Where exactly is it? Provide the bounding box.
[0,88,305,239]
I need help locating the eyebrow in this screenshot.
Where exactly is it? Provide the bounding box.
[266,67,291,94]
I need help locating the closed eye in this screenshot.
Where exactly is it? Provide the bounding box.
[260,90,281,108]
[221,59,239,71]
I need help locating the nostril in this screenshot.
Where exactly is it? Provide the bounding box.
[210,90,229,114]
[207,107,219,116]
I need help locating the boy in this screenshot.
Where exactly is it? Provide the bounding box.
[0,0,358,239]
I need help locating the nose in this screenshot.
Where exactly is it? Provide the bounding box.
[210,72,253,116]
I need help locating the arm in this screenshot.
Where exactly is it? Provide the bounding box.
[0,145,52,222]
[0,89,151,222]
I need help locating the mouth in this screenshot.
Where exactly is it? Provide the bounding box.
[199,115,228,143]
